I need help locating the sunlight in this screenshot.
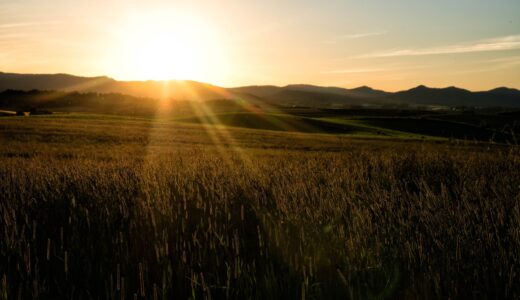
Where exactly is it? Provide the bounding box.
[135,29,198,80]
[111,11,230,82]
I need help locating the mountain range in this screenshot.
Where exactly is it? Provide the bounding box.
[1,72,520,108]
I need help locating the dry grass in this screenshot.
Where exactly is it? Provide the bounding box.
[0,115,519,299]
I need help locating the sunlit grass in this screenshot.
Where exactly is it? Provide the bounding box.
[0,115,519,299]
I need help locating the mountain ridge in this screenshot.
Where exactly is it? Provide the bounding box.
[1,72,520,108]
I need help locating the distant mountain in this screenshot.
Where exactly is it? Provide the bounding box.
[232,84,389,107]
[0,72,231,101]
[1,72,520,108]
[392,86,473,106]
[228,85,282,98]
[392,85,520,107]
[261,89,381,107]
[0,72,114,91]
[234,84,388,99]
[0,89,262,116]
[349,86,389,97]
[286,84,389,98]
[284,84,352,95]
[487,87,520,96]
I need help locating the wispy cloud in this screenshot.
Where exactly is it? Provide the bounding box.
[484,55,520,65]
[0,23,35,29]
[0,21,61,30]
[325,30,387,44]
[457,55,520,74]
[338,31,388,40]
[0,33,27,39]
[322,68,387,74]
[362,35,520,58]
[322,63,428,75]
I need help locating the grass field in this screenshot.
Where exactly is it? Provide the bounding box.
[0,114,519,299]
[174,110,517,143]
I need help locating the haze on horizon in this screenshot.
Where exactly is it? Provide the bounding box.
[1,0,519,91]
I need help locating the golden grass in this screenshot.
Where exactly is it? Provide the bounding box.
[0,116,519,299]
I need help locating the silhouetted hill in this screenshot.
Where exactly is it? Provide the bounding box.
[0,89,261,116]
[0,72,231,101]
[0,89,159,115]
[0,72,114,91]
[232,84,390,107]
[487,87,520,96]
[284,84,352,95]
[263,89,381,107]
[392,86,473,106]
[228,85,282,97]
[234,84,388,99]
[236,84,520,108]
[392,85,520,107]
[349,86,389,97]
[1,72,520,108]
[285,84,389,98]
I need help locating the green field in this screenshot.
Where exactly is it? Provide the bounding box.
[172,110,516,143]
[1,113,519,299]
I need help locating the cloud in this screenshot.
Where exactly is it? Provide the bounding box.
[362,35,520,58]
[325,30,387,44]
[484,55,520,65]
[0,21,61,30]
[322,63,427,75]
[0,33,27,39]
[483,56,520,71]
[0,23,36,29]
[322,68,387,74]
[338,31,388,40]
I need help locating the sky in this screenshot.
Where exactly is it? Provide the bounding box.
[1,0,519,91]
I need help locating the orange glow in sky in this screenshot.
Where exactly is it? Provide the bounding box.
[1,0,519,91]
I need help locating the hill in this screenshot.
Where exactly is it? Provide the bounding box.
[262,89,380,107]
[232,84,389,107]
[0,72,231,101]
[1,72,520,108]
[392,85,520,107]
[0,89,267,117]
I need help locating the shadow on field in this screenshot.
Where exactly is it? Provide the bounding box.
[177,112,373,134]
[360,117,514,143]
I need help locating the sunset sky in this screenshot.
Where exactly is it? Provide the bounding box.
[1,0,519,91]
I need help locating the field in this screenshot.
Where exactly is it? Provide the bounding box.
[1,113,520,299]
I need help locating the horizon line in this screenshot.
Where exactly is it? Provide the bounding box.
[1,70,518,93]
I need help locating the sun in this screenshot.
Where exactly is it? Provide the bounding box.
[109,11,230,82]
[133,26,201,80]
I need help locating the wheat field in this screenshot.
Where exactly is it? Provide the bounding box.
[0,115,519,299]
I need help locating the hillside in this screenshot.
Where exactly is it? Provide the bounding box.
[0,72,231,101]
[391,85,520,107]
[0,90,267,117]
[1,72,520,108]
